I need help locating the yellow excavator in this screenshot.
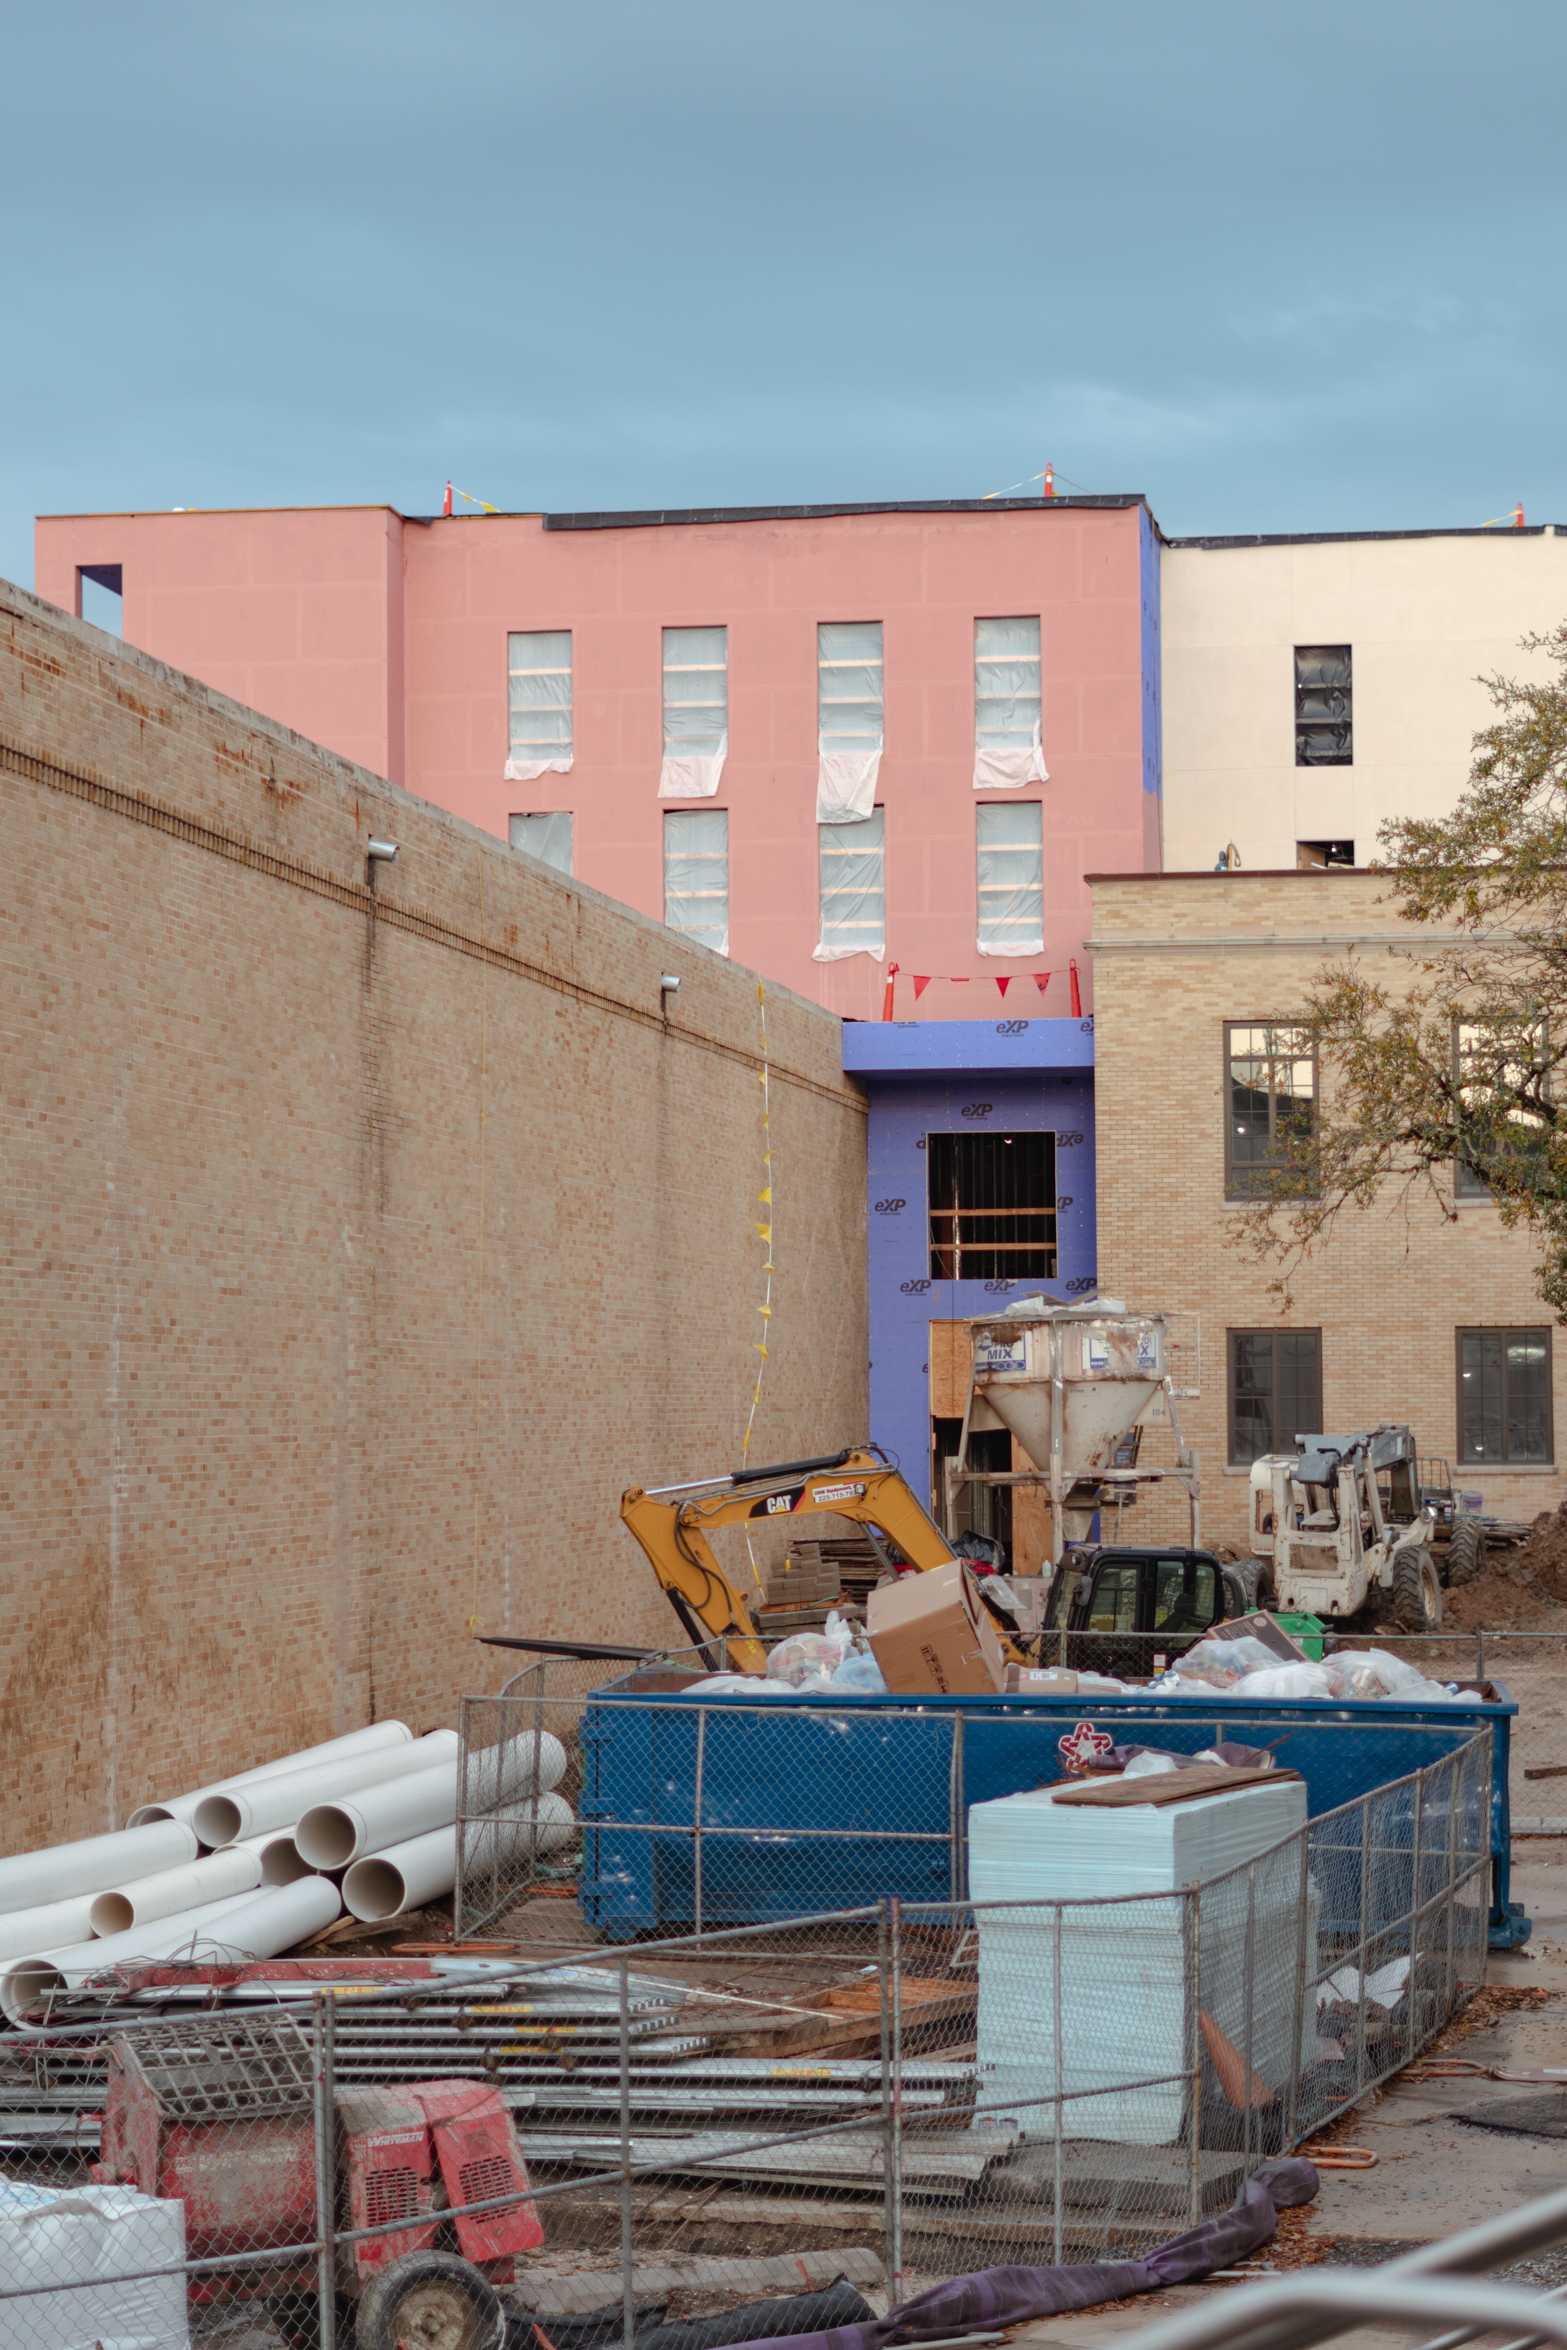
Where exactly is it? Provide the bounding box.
[619,1443,1022,1674]
[619,1443,1248,1680]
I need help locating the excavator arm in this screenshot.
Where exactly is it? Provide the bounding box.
[619,1446,979,1675]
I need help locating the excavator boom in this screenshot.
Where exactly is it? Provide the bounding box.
[619,1446,969,1674]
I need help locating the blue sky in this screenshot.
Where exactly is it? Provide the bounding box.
[4,0,1563,589]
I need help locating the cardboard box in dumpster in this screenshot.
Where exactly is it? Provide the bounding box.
[1209,1611,1309,1662]
[868,1558,1006,1695]
[1004,1665,1080,1696]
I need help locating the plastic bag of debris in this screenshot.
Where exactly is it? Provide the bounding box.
[1231,1661,1335,1700]
[767,1610,857,1690]
[1321,1647,1460,1703]
[1152,1634,1280,1693]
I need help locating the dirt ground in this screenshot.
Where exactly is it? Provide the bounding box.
[1445,1499,1567,1627]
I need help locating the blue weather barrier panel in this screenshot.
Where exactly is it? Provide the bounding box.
[576,1678,1523,1947]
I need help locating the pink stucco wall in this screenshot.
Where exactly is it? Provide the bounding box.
[35,501,1157,1016]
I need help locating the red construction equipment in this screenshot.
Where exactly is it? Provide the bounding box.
[94,2010,541,2347]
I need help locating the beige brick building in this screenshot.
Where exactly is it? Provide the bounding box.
[1090,869,1566,1547]
[2,579,868,1847]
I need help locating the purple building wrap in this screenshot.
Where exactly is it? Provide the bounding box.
[843,1019,1097,1509]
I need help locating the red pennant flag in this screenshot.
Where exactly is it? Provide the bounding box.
[912,974,932,1000]
[995,976,1011,998]
[1033,970,1052,995]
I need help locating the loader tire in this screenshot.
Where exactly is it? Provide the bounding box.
[355,2252,505,2350]
[1446,1515,1487,1589]
[1391,1545,1442,1634]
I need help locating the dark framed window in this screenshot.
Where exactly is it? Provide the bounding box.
[1085,1560,1139,1634]
[1295,645,1352,765]
[1457,1329,1552,1466]
[1454,1019,1551,1202]
[928,1131,1056,1280]
[1227,1329,1323,1465]
[1153,1557,1218,1636]
[1225,1023,1317,1199]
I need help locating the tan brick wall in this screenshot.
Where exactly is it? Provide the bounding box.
[1,581,868,1846]
[1090,870,1566,1547]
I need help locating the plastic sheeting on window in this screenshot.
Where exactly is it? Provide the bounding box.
[974,615,1046,790]
[663,808,729,956]
[507,630,573,781]
[814,808,885,962]
[508,810,573,876]
[661,625,728,798]
[976,800,1044,956]
[818,621,884,820]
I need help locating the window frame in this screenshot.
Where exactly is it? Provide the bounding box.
[661,806,730,955]
[1455,1326,1553,1467]
[661,625,729,759]
[1293,643,1353,768]
[816,804,886,959]
[1223,1019,1319,1203]
[1226,1327,1324,1466]
[975,799,1045,955]
[973,614,1042,752]
[508,810,573,876]
[1453,1015,1552,1204]
[506,628,574,771]
[926,1129,1057,1282]
[817,620,885,753]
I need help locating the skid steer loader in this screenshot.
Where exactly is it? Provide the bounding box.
[1246,1424,1451,1631]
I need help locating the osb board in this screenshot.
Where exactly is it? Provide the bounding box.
[682,1975,974,2058]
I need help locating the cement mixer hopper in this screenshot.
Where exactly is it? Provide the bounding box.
[951,1296,1199,1564]
[972,1300,1166,1478]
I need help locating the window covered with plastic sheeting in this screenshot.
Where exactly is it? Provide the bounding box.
[817,620,884,820]
[814,807,885,961]
[508,810,573,876]
[505,631,573,781]
[1294,645,1352,766]
[974,616,1046,789]
[975,801,1044,955]
[660,626,728,798]
[663,808,729,955]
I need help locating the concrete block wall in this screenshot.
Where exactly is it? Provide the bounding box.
[1,579,868,1846]
[1091,870,1566,1547]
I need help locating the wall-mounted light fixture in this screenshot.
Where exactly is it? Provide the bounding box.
[367,838,399,865]
[659,974,681,995]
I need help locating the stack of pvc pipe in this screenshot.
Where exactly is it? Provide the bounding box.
[0,1723,409,2022]
[0,1718,581,2022]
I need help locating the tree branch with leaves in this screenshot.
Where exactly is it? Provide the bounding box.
[1247,622,1567,1315]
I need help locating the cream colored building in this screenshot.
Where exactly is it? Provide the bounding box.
[1160,527,1567,873]
[1090,869,1566,1548]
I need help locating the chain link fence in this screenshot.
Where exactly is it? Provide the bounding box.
[0,1727,1491,2350]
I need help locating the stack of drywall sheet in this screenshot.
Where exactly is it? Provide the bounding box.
[969,1778,1310,2147]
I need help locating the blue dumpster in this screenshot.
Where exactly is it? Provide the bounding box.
[577,1672,1524,1947]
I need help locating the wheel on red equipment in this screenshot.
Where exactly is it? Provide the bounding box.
[354,2252,506,2350]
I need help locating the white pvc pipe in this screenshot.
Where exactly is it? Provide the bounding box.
[1,1877,344,2026]
[0,1819,199,1918]
[195,1731,459,1850]
[0,1896,101,1965]
[0,1888,265,2026]
[240,1833,314,1887]
[128,1721,414,1829]
[89,1845,264,1937]
[296,1731,566,1872]
[343,1794,576,1924]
